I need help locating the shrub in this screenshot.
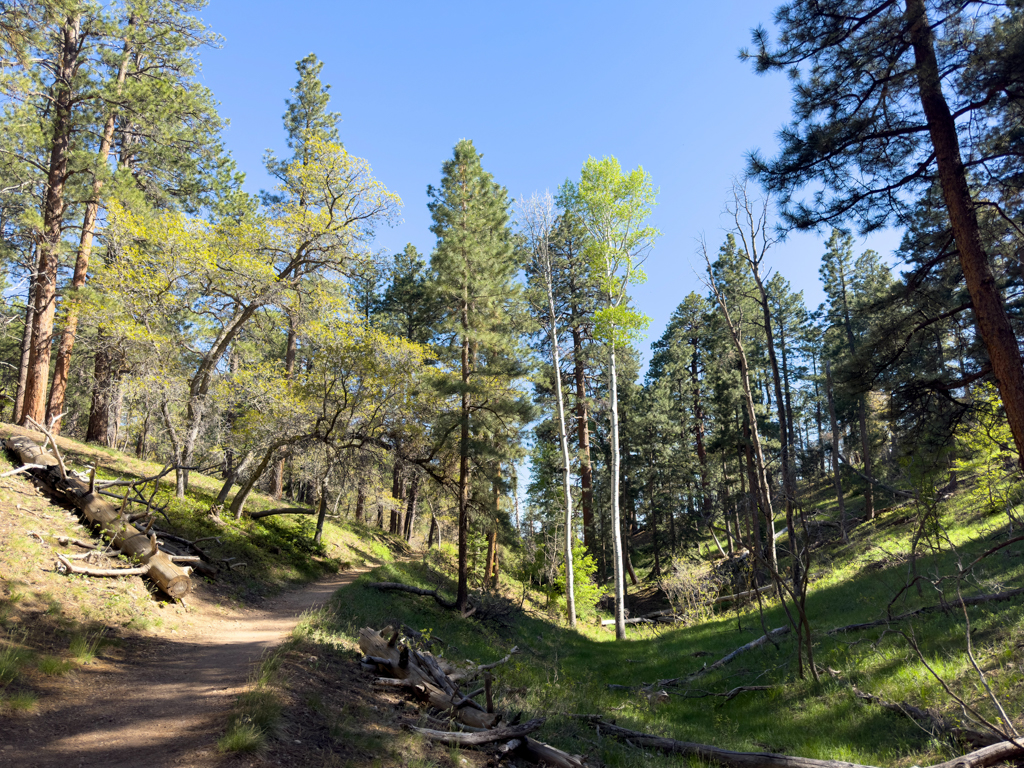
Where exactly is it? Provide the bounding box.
[660,557,721,626]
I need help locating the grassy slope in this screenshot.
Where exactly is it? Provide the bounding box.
[268,477,1024,768]
[3,423,1021,767]
[0,423,409,715]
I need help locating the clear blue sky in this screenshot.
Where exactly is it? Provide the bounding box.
[197,0,902,364]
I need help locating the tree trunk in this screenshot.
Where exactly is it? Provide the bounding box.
[230,443,283,518]
[544,253,576,628]
[484,522,497,592]
[905,0,1024,471]
[608,338,626,640]
[46,25,134,434]
[269,316,297,498]
[825,361,849,544]
[456,294,472,611]
[355,479,365,523]
[403,474,419,542]
[86,346,112,444]
[12,273,36,424]
[21,16,81,429]
[314,478,330,545]
[217,448,255,505]
[571,327,595,555]
[390,459,405,535]
[751,264,797,586]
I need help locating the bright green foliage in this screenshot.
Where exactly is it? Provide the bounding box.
[955,384,1022,515]
[556,545,601,620]
[577,156,657,345]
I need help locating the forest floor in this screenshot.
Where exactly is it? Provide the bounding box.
[0,425,437,768]
[3,426,1024,768]
[0,565,369,768]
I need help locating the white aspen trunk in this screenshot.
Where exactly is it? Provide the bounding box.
[543,248,576,628]
[609,336,626,640]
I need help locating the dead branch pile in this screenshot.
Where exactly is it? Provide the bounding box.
[359,625,590,767]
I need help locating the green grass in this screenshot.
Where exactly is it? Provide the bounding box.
[217,719,266,753]
[1,690,38,712]
[219,647,287,753]
[68,629,105,664]
[0,641,32,686]
[36,655,74,676]
[293,478,1024,768]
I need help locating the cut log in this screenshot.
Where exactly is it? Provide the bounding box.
[6,436,59,467]
[4,437,191,598]
[407,717,544,746]
[578,716,1024,768]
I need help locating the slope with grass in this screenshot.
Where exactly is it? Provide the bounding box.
[3,422,1022,768]
[0,423,413,766]
[245,477,1024,768]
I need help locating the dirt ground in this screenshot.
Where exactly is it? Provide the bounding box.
[0,568,368,768]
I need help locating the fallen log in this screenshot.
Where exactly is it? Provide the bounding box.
[827,588,1024,635]
[601,616,658,626]
[245,507,315,520]
[520,737,590,768]
[368,582,458,609]
[716,585,774,604]
[5,436,191,599]
[408,717,544,746]
[578,716,1024,768]
[843,678,999,748]
[685,627,790,684]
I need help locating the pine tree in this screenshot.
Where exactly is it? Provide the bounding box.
[47,0,233,435]
[427,139,532,610]
[377,244,438,344]
[746,0,1024,470]
[819,228,878,519]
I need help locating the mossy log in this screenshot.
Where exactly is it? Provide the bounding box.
[5,436,191,599]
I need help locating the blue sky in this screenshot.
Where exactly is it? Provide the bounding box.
[197,0,903,364]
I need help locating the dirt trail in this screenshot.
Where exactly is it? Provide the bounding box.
[0,567,369,768]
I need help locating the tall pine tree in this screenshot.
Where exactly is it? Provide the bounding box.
[427,139,531,610]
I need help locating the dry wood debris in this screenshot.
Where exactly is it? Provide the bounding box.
[359,625,590,767]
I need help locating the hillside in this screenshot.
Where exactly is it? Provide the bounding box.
[3,425,1020,768]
